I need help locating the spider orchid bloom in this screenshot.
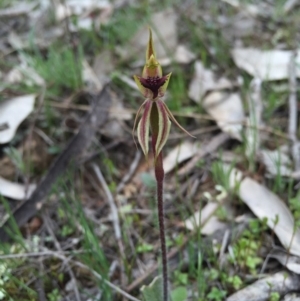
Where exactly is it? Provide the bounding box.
[133,28,194,160]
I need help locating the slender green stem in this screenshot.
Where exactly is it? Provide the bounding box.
[152,146,168,300]
[156,154,168,301]
[151,102,168,301]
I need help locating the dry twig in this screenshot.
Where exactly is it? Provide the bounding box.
[44,215,82,301]
[35,260,47,301]
[91,163,126,292]
[288,53,300,171]
[117,150,141,193]
[91,163,125,256]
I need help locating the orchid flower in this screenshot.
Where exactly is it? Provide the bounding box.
[132,28,195,301]
[133,28,194,160]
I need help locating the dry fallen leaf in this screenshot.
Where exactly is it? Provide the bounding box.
[92,50,114,88]
[159,44,195,66]
[114,74,139,91]
[109,92,132,121]
[185,202,226,235]
[244,78,262,160]
[55,0,111,20]
[284,0,300,13]
[226,272,300,301]
[260,147,293,177]
[220,11,256,41]
[100,89,131,138]
[269,249,300,274]
[203,92,244,140]
[8,31,28,50]
[283,294,300,301]
[163,141,200,174]
[232,48,300,81]
[188,61,233,103]
[5,57,45,87]
[0,2,37,17]
[228,166,300,257]
[0,94,35,144]
[0,176,35,201]
[221,0,274,17]
[82,59,102,93]
[8,28,65,50]
[184,186,228,235]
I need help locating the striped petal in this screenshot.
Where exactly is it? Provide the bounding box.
[154,100,171,159]
[137,100,153,158]
[132,99,148,146]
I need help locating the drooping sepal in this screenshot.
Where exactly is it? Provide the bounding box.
[137,100,153,159]
[162,101,195,138]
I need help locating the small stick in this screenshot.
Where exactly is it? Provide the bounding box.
[73,259,141,301]
[117,150,141,193]
[92,163,126,292]
[92,163,124,256]
[44,215,82,301]
[38,247,141,301]
[35,260,47,301]
[0,250,86,259]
